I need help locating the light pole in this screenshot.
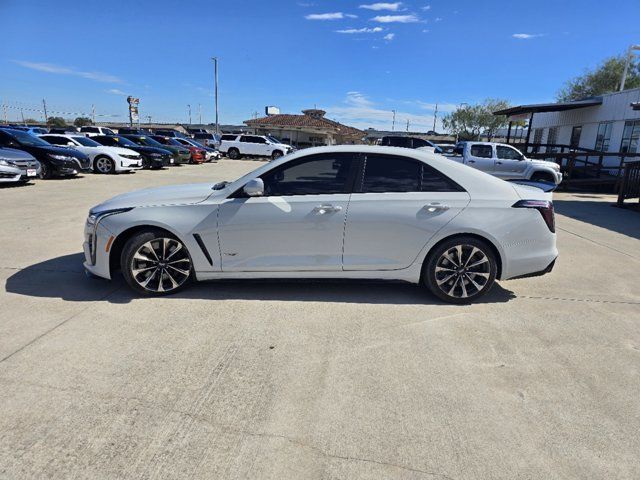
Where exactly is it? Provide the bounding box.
[187,104,192,124]
[198,103,202,124]
[391,109,396,131]
[211,57,219,135]
[620,45,640,91]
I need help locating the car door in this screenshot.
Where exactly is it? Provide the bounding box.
[466,144,495,173]
[217,152,358,271]
[343,153,470,271]
[494,145,528,178]
[239,135,257,155]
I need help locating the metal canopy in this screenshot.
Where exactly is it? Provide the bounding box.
[494,97,603,116]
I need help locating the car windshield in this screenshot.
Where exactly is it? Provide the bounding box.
[72,136,101,147]
[267,135,282,144]
[135,136,164,147]
[111,136,138,147]
[8,129,51,147]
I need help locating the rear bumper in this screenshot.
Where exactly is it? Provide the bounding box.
[508,257,556,280]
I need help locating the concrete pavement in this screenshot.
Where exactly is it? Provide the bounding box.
[1,161,639,479]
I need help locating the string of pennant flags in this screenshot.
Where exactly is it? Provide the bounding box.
[1,103,120,118]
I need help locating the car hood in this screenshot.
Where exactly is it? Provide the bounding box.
[93,183,217,210]
[100,146,141,157]
[0,147,36,161]
[527,158,560,170]
[129,146,171,155]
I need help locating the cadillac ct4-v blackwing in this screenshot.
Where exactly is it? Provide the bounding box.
[84,146,557,304]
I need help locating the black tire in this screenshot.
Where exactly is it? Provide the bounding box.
[228,148,241,160]
[271,150,283,160]
[120,230,193,296]
[422,236,497,304]
[94,156,116,174]
[39,162,52,179]
[531,172,555,183]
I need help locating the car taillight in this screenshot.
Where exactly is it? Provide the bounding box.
[512,199,555,233]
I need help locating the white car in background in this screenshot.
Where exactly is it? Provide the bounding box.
[79,126,116,137]
[219,134,294,160]
[83,145,557,304]
[40,134,142,174]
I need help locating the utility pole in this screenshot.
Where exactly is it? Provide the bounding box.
[91,104,96,124]
[20,108,25,124]
[2,100,7,124]
[42,99,48,123]
[187,104,192,124]
[391,110,396,131]
[433,103,438,132]
[198,103,202,124]
[147,115,152,125]
[406,119,409,132]
[211,57,219,135]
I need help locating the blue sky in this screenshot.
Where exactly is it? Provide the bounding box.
[1,0,638,131]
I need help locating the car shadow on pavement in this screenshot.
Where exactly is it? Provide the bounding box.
[554,198,640,240]
[5,253,516,305]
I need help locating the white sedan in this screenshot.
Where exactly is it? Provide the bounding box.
[40,134,142,174]
[83,145,557,303]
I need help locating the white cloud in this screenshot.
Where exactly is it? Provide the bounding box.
[421,5,431,10]
[305,12,355,20]
[371,14,418,23]
[512,33,543,39]
[13,60,122,83]
[383,33,395,41]
[359,2,402,11]
[326,92,446,131]
[422,29,429,33]
[434,17,442,22]
[336,27,383,33]
[106,89,127,95]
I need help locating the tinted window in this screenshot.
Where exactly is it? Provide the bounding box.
[382,137,411,148]
[41,136,68,146]
[362,154,462,193]
[260,153,354,196]
[221,134,236,141]
[470,145,493,158]
[496,146,523,160]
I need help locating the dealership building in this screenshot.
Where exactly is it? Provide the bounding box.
[496,88,640,164]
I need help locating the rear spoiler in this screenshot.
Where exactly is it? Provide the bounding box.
[507,179,557,192]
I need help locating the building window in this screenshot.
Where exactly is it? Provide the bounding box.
[570,126,582,149]
[546,127,558,153]
[620,120,640,153]
[531,128,543,153]
[594,122,613,151]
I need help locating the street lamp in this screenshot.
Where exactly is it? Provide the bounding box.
[187,104,191,124]
[211,57,219,135]
[620,45,640,91]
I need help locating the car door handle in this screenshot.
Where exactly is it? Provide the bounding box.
[467,160,476,163]
[423,202,450,212]
[496,161,503,165]
[314,204,342,214]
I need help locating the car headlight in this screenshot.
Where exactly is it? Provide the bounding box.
[87,207,134,227]
[47,153,73,161]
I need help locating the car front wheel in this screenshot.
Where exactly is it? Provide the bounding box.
[423,237,497,304]
[271,150,283,160]
[121,230,193,295]
[94,156,115,174]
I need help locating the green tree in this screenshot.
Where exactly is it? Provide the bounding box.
[557,55,640,102]
[23,118,39,124]
[74,116,92,127]
[47,116,67,127]
[442,99,510,141]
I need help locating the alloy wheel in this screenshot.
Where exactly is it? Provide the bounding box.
[96,157,113,174]
[434,244,491,299]
[130,238,191,293]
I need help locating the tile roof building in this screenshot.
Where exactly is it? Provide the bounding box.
[244,109,364,147]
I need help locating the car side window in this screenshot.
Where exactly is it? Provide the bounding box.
[260,153,355,196]
[239,136,252,143]
[470,145,493,158]
[496,146,523,160]
[42,136,65,146]
[362,154,463,193]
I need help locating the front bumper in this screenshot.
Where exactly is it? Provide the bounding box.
[119,157,143,170]
[83,220,114,279]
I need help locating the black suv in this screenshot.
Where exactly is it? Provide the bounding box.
[92,135,172,169]
[0,128,90,179]
[380,136,443,154]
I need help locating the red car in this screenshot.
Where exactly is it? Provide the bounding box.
[151,135,205,164]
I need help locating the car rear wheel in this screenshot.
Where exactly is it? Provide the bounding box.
[228,148,240,160]
[94,156,116,174]
[423,237,497,304]
[121,230,193,295]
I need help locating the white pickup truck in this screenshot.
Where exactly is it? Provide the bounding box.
[219,134,294,160]
[447,142,562,185]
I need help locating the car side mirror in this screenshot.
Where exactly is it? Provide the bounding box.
[243,178,264,197]
[67,142,75,147]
